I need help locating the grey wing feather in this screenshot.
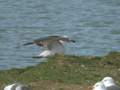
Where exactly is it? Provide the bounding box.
[45,41,64,54]
[107,86,120,90]
[46,41,63,50]
[21,86,31,90]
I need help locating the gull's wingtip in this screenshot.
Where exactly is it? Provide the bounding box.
[23,42,33,46]
[32,56,44,58]
[62,35,76,43]
[70,40,76,43]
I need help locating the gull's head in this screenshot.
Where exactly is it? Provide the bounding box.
[61,35,76,43]
[102,77,116,87]
[93,82,106,90]
[62,35,68,38]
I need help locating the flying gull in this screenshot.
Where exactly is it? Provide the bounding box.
[102,77,120,90]
[23,35,75,58]
[93,82,107,90]
[4,83,31,90]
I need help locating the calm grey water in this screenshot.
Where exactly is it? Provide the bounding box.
[0,0,120,70]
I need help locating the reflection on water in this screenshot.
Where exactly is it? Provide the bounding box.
[0,0,120,70]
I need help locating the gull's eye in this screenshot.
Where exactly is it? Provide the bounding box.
[104,79,107,82]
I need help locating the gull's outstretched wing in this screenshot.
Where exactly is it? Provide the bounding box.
[23,36,59,46]
[23,35,75,47]
[23,35,75,57]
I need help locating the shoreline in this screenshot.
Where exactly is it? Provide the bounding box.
[0,51,120,90]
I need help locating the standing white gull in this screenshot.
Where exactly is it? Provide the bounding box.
[102,77,120,90]
[93,82,107,90]
[23,35,75,58]
[4,83,31,90]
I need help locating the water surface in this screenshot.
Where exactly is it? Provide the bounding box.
[0,0,120,70]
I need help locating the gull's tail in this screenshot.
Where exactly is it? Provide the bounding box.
[23,42,33,46]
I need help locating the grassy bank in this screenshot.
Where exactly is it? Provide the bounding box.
[0,52,120,90]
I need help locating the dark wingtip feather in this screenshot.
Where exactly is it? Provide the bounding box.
[70,40,76,43]
[23,42,33,46]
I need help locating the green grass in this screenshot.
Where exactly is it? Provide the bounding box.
[0,52,120,90]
